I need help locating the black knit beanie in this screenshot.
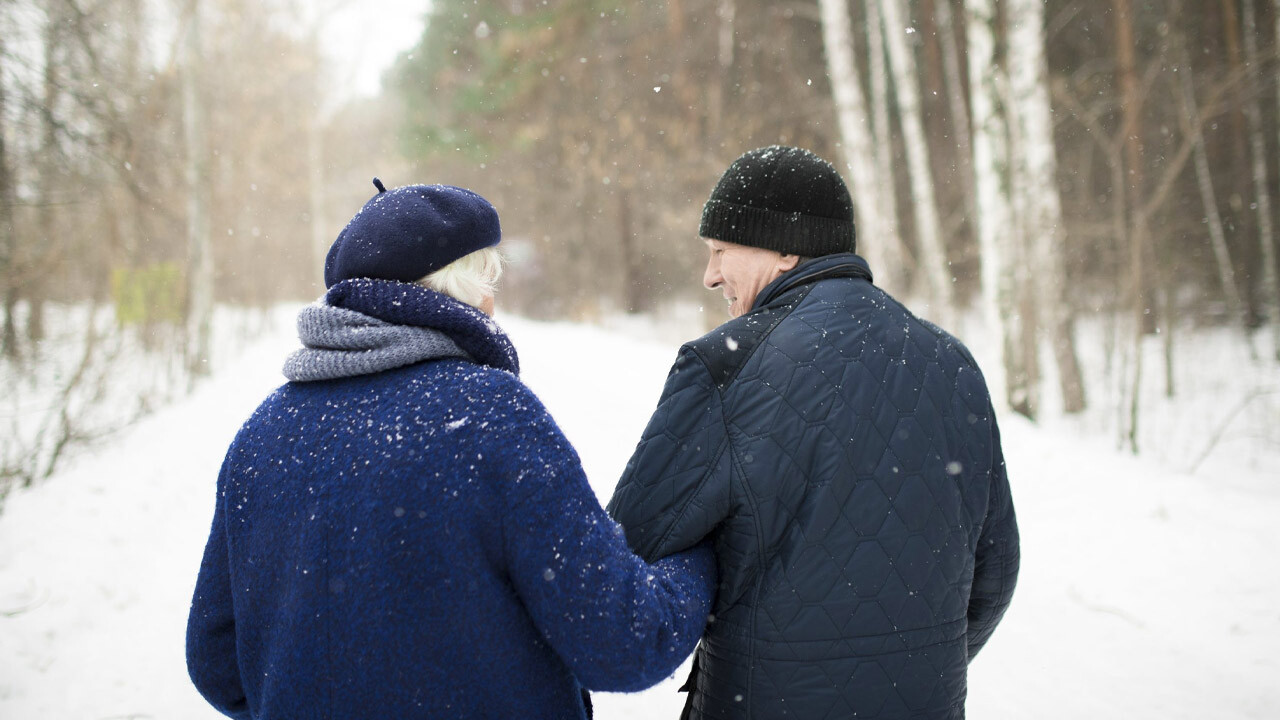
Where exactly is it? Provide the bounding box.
[699,146,856,257]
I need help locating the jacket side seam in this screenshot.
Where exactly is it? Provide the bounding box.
[722,290,812,714]
[650,438,731,557]
[649,349,731,558]
[720,398,767,715]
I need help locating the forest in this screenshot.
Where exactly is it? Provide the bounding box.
[1,0,1278,494]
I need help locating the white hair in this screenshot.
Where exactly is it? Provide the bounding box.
[416,246,504,309]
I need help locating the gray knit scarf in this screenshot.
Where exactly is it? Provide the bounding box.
[283,303,470,382]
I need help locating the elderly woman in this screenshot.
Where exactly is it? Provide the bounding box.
[186,180,714,719]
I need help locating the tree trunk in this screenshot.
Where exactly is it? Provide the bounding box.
[2,288,17,361]
[1161,284,1176,398]
[307,113,326,292]
[1219,1,1248,150]
[115,0,144,268]
[1243,0,1280,360]
[934,0,981,242]
[31,5,63,349]
[1116,0,1155,337]
[1006,0,1085,413]
[617,187,648,314]
[864,0,905,292]
[0,28,17,361]
[964,0,1023,416]
[1273,0,1280,357]
[708,0,735,139]
[1175,33,1244,327]
[1218,0,1257,326]
[818,0,890,290]
[1126,325,1144,453]
[183,0,214,378]
[1115,0,1149,449]
[879,0,953,317]
[666,0,700,135]
[304,24,326,293]
[1107,138,1128,387]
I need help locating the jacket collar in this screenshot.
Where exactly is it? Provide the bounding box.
[751,253,874,311]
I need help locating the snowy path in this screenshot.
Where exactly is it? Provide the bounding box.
[1,313,1277,718]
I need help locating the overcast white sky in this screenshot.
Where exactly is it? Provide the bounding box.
[319,0,431,100]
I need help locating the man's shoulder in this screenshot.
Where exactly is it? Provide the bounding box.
[685,287,814,389]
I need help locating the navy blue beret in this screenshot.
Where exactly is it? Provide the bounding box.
[324,179,501,288]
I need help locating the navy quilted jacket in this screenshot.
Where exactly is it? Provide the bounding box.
[607,254,1019,719]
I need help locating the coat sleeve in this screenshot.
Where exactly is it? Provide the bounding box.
[966,411,1020,661]
[498,383,717,693]
[186,463,251,719]
[606,347,734,562]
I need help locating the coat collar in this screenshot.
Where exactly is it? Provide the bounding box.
[325,279,520,375]
[751,253,874,311]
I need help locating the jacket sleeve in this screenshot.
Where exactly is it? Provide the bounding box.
[186,464,251,719]
[967,411,1020,660]
[606,347,734,562]
[498,384,717,693]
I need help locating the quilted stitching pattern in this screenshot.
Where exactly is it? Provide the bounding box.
[608,255,1019,719]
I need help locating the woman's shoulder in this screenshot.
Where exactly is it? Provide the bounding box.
[403,360,550,426]
[428,359,533,399]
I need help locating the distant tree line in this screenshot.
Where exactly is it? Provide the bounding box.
[0,0,1277,492]
[0,0,351,361]
[0,0,369,495]
[393,0,1280,436]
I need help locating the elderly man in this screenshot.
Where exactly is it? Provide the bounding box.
[608,146,1019,719]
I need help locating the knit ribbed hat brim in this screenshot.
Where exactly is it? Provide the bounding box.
[700,198,855,257]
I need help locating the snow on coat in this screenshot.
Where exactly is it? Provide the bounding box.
[186,279,715,720]
[608,254,1020,719]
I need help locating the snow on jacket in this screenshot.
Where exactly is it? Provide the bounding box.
[607,254,1020,719]
[186,279,716,720]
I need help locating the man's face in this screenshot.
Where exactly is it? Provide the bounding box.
[702,238,800,318]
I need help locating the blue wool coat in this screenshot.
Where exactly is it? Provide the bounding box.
[608,254,1019,719]
[187,280,715,720]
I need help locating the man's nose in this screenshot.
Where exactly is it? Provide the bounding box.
[703,260,722,290]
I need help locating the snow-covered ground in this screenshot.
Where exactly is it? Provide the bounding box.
[1,308,1278,718]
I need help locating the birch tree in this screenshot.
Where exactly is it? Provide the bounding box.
[863,0,904,292]
[879,0,953,315]
[965,0,1021,415]
[818,0,890,290]
[1006,0,1086,412]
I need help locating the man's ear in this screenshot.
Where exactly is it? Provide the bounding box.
[777,253,801,273]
